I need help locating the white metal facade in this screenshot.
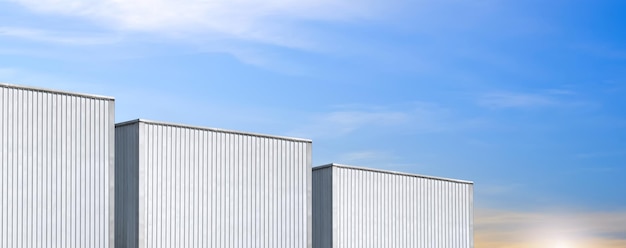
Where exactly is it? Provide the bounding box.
[0,83,115,248]
[115,119,312,248]
[312,164,473,248]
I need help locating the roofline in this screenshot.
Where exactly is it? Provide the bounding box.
[313,163,473,184]
[0,82,115,101]
[115,119,313,143]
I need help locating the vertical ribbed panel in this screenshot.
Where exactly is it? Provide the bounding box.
[312,166,333,248]
[0,83,115,248]
[115,120,312,248]
[115,123,139,248]
[312,164,473,248]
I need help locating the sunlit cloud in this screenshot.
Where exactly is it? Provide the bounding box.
[8,0,393,49]
[476,209,626,248]
[4,0,415,69]
[3,0,520,70]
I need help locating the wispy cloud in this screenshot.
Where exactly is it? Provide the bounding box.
[3,0,412,69]
[477,89,593,109]
[478,92,556,109]
[288,109,409,138]
[0,26,121,45]
[542,89,576,95]
[339,150,397,163]
[573,43,626,60]
[9,0,391,49]
[575,150,626,159]
[0,67,18,78]
[0,67,102,91]
[476,209,626,248]
[287,102,468,138]
[478,183,524,196]
[334,150,428,172]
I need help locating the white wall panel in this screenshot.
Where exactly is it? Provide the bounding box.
[312,164,473,248]
[0,83,115,248]
[115,119,312,248]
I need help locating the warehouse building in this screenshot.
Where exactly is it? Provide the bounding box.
[0,83,115,248]
[1,83,474,248]
[312,163,473,248]
[115,119,312,248]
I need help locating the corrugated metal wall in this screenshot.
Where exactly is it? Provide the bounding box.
[312,164,473,248]
[0,83,115,248]
[115,120,312,248]
[115,123,139,248]
[312,166,333,248]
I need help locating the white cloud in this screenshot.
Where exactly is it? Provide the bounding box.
[287,102,479,139]
[339,150,397,163]
[478,183,524,196]
[289,109,409,138]
[9,0,389,49]
[477,90,597,110]
[325,110,409,128]
[575,150,626,159]
[478,92,556,108]
[543,89,576,95]
[334,151,428,171]
[0,26,121,45]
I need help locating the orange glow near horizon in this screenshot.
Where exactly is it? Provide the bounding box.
[552,240,572,248]
[474,209,626,248]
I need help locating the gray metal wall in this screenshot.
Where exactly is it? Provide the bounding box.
[0,83,115,248]
[115,123,139,248]
[115,119,312,248]
[312,165,333,248]
[312,164,473,248]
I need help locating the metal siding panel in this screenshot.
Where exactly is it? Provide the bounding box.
[466,184,474,248]
[1,87,7,248]
[145,123,153,248]
[313,164,473,248]
[305,142,312,248]
[0,84,114,248]
[106,97,114,247]
[114,122,140,248]
[250,135,257,247]
[312,166,333,248]
[138,122,147,248]
[114,120,311,248]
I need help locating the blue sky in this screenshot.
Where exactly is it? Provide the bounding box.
[2,0,625,246]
